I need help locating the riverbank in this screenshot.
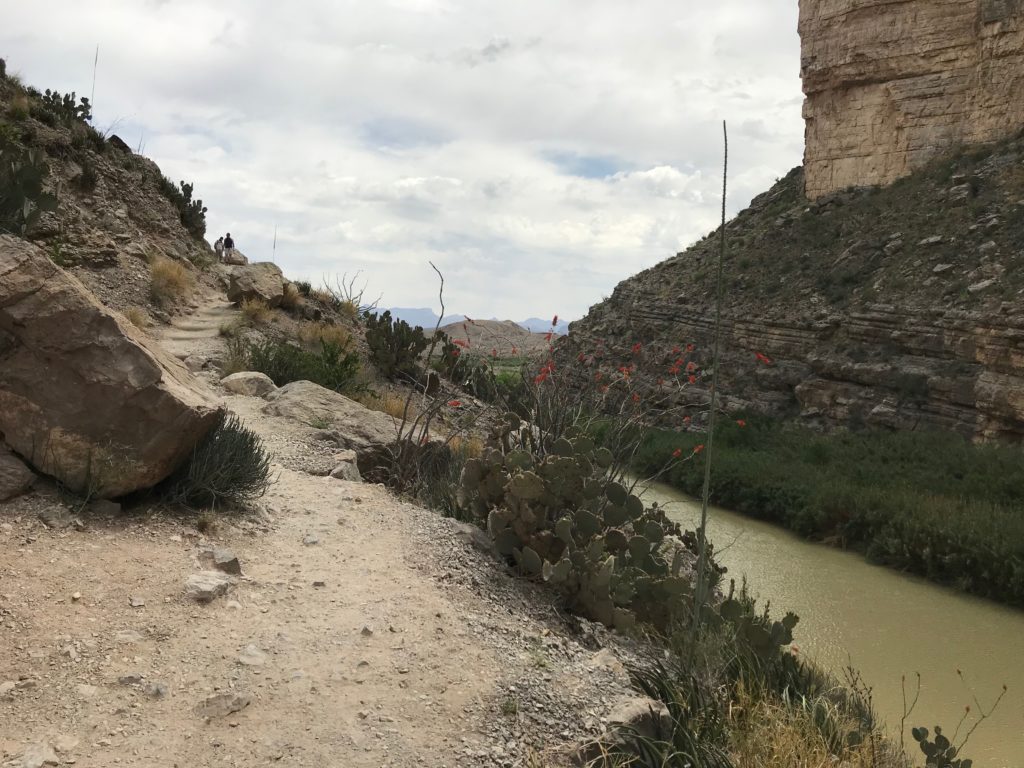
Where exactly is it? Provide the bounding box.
[629,417,1024,606]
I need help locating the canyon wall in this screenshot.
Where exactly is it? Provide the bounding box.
[800,0,1024,199]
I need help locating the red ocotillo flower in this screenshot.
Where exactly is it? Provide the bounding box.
[693,444,705,454]
[447,400,462,407]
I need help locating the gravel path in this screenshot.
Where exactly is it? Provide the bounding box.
[0,282,650,768]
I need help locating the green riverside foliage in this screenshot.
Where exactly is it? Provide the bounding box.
[363,309,429,380]
[460,414,712,631]
[0,138,58,235]
[230,337,360,393]
[160,411,272,508]
[631,417,1024,605]
[155,175,207,239]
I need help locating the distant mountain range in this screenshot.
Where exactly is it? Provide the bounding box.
[387,308,570,335]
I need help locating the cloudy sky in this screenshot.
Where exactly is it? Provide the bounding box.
[3,1,804,320]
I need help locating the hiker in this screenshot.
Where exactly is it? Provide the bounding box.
[214,236,224,262]
[223,233,235,261]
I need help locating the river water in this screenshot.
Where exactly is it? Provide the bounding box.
[638,480,1024,767]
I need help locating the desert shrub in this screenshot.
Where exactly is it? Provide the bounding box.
[159,411,272,508]
[233,337,360,392]
[155,175,207,239]
[7,93,29,121]
[279,282,303,311]
[124,307,148,329]
[240,297,272,325]
[364,309,429,380]
[149,257,194,305]
[293,280,312,296]
[297,320,350,349]
[72,159,98,192]
[0,138,58,234]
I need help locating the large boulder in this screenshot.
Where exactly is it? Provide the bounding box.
[0,235,221,498]
[221,371,278,398]
[222,249,248,266]
[262,380,397,471]
[226,262,284,307]
[0,443,35,502]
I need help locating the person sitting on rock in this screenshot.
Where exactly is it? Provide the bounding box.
[214,236,224,262]
[223,233,235,261]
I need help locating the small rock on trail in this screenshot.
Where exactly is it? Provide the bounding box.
[184,571,236,603]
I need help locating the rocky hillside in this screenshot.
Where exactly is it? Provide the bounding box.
[567,133,1024,440]
[0,62,217,323]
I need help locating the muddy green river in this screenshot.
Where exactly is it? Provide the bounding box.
[639,480,1024,767]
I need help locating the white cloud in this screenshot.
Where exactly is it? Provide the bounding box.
[1,0,803,320]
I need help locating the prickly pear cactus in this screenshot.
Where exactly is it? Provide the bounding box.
[459,421,712,631]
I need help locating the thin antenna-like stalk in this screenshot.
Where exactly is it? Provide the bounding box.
[90,45,99,115]
[691,120,728,638]
[272,224,277,262]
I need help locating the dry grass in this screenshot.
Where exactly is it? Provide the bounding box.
[354,391,414,421]
[240,297,272,325]
[149,257,194,305]
[219,320,244,337]
[310,288,334,305]
[337,299,360,322]
[449,434,484,459]
[124,307,148,329]
[8,93,30,120]
[296,320,351,349]
[280,282,304,311]
[728,689,896,768]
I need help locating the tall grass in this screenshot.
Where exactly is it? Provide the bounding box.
[631,417,1024,605]
[149,256,194,305]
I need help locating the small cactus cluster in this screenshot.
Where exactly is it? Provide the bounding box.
[39,89,92,124]
[364,310,430,380]
[911,726,972,768]
[705,581,799,661]
[460,412,704,631]
[0,138,58,235]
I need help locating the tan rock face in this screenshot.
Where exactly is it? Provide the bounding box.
[226,263,285,307]
[0,444,35,502]
[800,0,1024,199]
[0,235,221,497]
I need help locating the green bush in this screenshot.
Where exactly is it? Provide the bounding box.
[0,137,58,234]
[160,411,272,508]
[632,417,1024,605]
[230,336,360,392]
[364,309,429,380]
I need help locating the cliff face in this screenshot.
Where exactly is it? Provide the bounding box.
[566,135,1024,441]
[800,0,1024,199]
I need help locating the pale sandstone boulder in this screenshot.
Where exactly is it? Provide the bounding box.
[262,380,397,470]
[222,249,248,266]
[221,371,278,398]
[226,262,285,307]
[0,444,35,502]
[0,235,221,498]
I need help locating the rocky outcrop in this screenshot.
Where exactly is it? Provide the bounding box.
[0,444,35,502]
[566,138,1024,441]
[0,235,221,497]
[800,0,1024,199]
[226,263,285,307]
[262,380,398,471]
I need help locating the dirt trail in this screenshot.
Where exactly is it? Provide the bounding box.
[1,280,641,768]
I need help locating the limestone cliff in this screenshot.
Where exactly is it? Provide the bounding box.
[800,0,1024,199]
[566,135,1024,441]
